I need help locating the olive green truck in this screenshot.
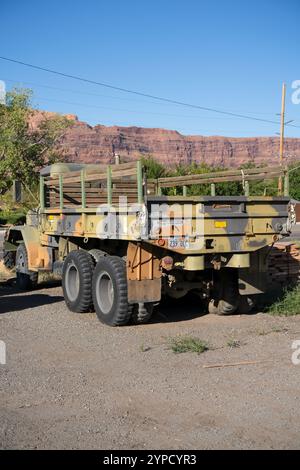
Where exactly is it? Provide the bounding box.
[3,160,295,325]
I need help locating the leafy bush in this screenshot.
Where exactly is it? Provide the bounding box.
[267,285,300,316]
[0,210,26,225]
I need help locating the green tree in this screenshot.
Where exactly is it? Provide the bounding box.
[0,88,71,199]
[141,155,166,179]
[287,164,300,200]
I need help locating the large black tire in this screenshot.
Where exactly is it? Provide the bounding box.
[3,250,16,270]
[16,243,38,290]
[62,250,94,313]
[237,295,254,314]
[92,255,131,326]
[216,299,238,315]
[209,268,239,315]
[89,249,106,263]
[131,302,154,324]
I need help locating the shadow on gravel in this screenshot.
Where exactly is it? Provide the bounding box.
[0,278,61,294]
[0,292,63,314]
[0,280,63,314]
[151,293,207,324]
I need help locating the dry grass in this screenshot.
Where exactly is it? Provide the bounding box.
[168,336,209,354]
[226,338,241,349]
[0,261,12,282]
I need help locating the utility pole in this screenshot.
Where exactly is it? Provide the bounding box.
[278,82,286,194]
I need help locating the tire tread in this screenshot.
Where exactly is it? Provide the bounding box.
[92,255,131,326]
[62,250,94,313]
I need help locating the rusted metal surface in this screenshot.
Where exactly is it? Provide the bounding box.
[295,203,300,222]
[126,242,161,302]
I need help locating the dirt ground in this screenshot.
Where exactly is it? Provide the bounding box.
[1,275,300,450]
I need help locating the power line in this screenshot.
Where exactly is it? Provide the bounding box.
[3,77,283,116]
[34,97,300,136]
[34,96,282,123]
[31,95,291,135]
[6,76,300,128]
[3,78,171,107]
[1,55,300,129]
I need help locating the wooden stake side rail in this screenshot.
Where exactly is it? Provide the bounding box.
[40,161,144,210]
[157,165,289,197]
[39,161,290,211]
[158,165,282,181]
[157,166,286,186]
[158,172,286,188]
[44,161,138,186]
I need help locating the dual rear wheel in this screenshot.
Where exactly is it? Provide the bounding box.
[62,250,154,326]
[208,267,254,315]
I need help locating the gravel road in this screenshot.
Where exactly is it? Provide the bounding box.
[1,278,300,450]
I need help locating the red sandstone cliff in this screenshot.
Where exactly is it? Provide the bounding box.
[30,111,300,167]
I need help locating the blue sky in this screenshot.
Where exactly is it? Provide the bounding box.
[1,0,300,137]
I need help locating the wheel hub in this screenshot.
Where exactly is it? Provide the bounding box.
[96,271,114,314]
[65,262,80,302]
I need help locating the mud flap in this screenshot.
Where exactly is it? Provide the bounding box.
[126,242,162,303]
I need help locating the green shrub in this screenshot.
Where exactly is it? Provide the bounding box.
[267,285,300,316]
[168,336,209,354]
[0,210,26,225]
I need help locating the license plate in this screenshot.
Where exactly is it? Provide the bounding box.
[168,237,190,249]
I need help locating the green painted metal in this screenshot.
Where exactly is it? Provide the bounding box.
[137,160,143,204]
[59,174,64,209]
[107,165,112,205]
[81,169,86,208]
[284,171,289,197]
[39,176,45,210]
[244,181,250,197]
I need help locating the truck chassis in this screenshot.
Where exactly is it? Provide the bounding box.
[4,160,294,325]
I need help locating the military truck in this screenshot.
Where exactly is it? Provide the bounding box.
[3,160,295,325]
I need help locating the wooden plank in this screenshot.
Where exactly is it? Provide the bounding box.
[159,170,283,186]
[111,167,138,178]
[45,167,138,186]
[48,165,107,180]
[49,188,106,194]
[49,189,139,197]
[50,196,139,203]
[157,165,283,185]
[112,183,138,189]
[112,178,138,184]
[45,172,106,186]
[158,171,283,188]
[47,161,136,179]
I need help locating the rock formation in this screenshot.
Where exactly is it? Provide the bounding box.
[31,111,300,167]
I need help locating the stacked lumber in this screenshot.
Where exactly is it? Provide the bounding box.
[267,242,300,287]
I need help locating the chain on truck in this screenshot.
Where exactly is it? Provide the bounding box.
[3,160,295,325]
